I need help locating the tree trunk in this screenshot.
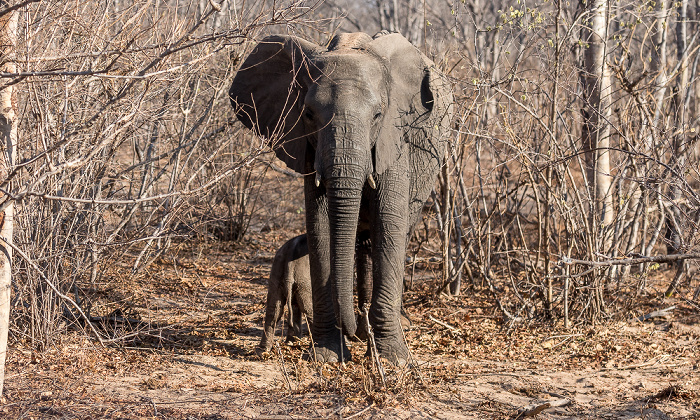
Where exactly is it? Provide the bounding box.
[0,2,18,396]
[696,0,700,117]
[487,27,500,125]
[669,0,689,253]
[581,0,614,243]
[651,0,669,126]
[665,0,690,296]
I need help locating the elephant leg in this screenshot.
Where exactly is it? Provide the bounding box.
[296,256,314,333]
[369,156,410,365]
[287,292,303,341]
[257,273,286,356]
[304,174,350,362]
[355,230,373,341]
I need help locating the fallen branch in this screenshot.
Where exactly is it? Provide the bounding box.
[630,306,676,323]
[513,398,570,419]
[607,354,672,370]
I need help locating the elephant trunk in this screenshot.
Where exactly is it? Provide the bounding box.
[323,150,371,339]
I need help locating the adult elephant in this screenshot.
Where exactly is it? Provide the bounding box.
[230,32,452,364]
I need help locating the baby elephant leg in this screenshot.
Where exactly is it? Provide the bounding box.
[257,234,311,356]
[257,262,286,355]
[288,236,312,341]
[286,296,303,342]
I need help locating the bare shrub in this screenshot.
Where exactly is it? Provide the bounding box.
[3,0,321,347]
[429,0,700,323]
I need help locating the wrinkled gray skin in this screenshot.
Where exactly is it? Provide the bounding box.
[231,32,453,364]
[257,233,375,356]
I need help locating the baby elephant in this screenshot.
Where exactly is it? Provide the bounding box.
[256,233,375,356]
[256,234,313,356]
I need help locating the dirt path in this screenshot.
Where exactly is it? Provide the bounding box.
[6,343,696,418]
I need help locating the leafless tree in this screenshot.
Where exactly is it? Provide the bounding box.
[0,0,18,396]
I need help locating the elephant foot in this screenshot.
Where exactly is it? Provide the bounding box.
[304,335,352,363]
[254,344,272,358]
[372,334,409,367]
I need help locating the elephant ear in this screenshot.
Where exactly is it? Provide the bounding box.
[229,35,322,173]
[368,33,453,175]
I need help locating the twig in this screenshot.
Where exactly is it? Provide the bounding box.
[400,318,429,389]
[140,396,158,417]
[87,314,144,327]
[544,333,583,341]
[561,253,700,267]
[0,0,42,20]
[543,334,582,350]
[274,340,294,394]
[345,404,374,420]
[304,312,318,363]
[363,304,387,388]
[265,161,303,178]
[456,372,526,378]
[681,297,700,311]
[664,262,686,297]
[513,398,570,419]
[428,315,459,331]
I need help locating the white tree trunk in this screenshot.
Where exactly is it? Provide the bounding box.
[0,3,18,397]
[581,0,614,240]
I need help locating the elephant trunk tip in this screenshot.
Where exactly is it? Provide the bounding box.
[341,317,358,338]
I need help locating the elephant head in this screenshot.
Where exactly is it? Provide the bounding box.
[230,32,452,351]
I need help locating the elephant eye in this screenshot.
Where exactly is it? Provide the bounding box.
[303,109,314,121]
[373,112,382,121]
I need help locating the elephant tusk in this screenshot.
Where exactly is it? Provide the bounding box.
[367,173,377,189]
[313,160,322,187]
